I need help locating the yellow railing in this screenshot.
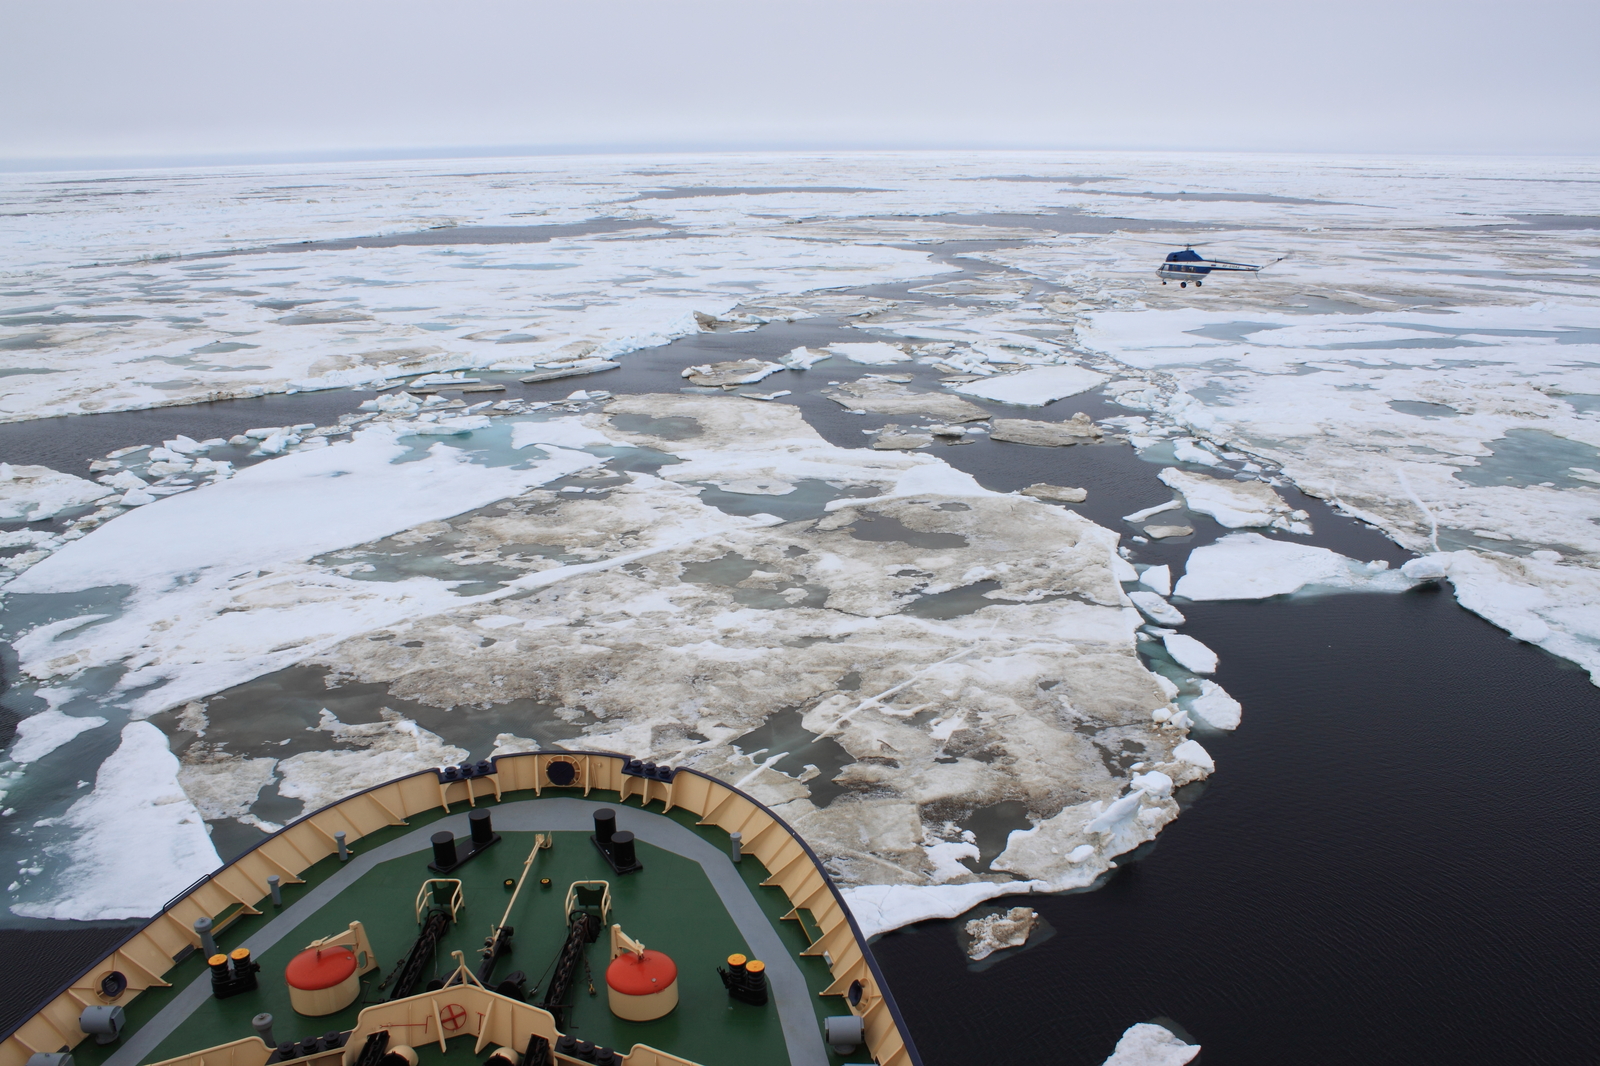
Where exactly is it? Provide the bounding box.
[0,752,917,1066]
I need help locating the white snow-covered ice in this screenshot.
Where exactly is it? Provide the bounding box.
[1175,533,1420,602]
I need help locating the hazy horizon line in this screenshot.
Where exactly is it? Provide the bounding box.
[5,141,1597,176]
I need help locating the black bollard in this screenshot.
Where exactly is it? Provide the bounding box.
[593,808,616,844]
[431,831,458,869]
[610,831,636,870]
[469,809,493,845]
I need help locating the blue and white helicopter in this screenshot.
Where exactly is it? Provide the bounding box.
[1157,245,1278,287]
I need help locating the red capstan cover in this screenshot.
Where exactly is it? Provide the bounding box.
[605,950,678,996]
[285,946,357,990]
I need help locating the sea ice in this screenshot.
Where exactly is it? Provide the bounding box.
[1185,680,1242,731]
[828,342,912,365]
[1138,565,1172,596]
[305,396,1198,911]
[0,464,112,521]
[1021,483,1088,503]
[1174,533,1419,601]
[1161,634,1218,674]
[840,882,1048,940]
[9,706,107,764]
[1158,467,1308,533]
[9,422,598,715]
[989,414,1104,447]
[952,365,1108,407]
[11,722,219,920]
[1127,591,1186,626]
[824,378,990,422]
[964,907,1039,961]
[1100,1023,1200,1066]
[681,359,786,386]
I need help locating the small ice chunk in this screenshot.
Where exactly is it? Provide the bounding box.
[681,359,785,386]
[1130,770,1173,797]
[11,707,108,763]
[253,432,296,455]
[0,464,114,521]
[1021,483,1088,503]
[118,488,157,507]
[1128,591,1186,626]
[1160,467,1306,532]
[952,364,1107,406]
[1187,680,1242,730]
[1100,1022,1200,1066]
[1124,500,1182,523]
[828,342,911,365]
[964,907,1039,961]
[781,346,829,369]
[1068,844,1096,863]
[410,416,491,435]
[1172,439,1225,467]
[1144,525,1195,539]
[1401,555,1450,580]
[1172,739,1215,772]
[1138,565,1172,596]
[1176,533,1420,600]
[1162,634,1218,674]
[1086,791,1146,835]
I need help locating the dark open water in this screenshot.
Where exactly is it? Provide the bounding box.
[4,276,1600,1063]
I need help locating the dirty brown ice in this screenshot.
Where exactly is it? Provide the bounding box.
[298,395,1206,893]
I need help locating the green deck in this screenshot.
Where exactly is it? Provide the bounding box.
[69,788,855,1066]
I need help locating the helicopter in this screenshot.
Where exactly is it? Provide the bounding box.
[1157,246,1273,287]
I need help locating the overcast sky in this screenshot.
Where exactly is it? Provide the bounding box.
[3,0,1596,167]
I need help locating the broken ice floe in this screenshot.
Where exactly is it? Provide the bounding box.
[951,365,1107,407]
[12,722,219,921]
[293,396,1208,919]
[681,359,786,387]
[1100,1023,1200,1066]
[989,413,1105,447]
[1158,467,1310,534]
[0,464,113,521]
[1174,532,1421,601]
[828,341,913,365]
[963,906,1039,961]
[824,378,990,422]
[1021,483,1088,503]
[8,420,599,716]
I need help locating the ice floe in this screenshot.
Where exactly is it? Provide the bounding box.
[951,365,1107,406]
[963,906,1039,961]
[0,464,112,521]
[12,722,219,920]
[1158,467,1309,534]
[1100,1023,1200,1066]
[9,421,599,715]
[1174,532,1420,601]
[1161,634,1218,674]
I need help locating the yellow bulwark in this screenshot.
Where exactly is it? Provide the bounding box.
[0,752,916,1066]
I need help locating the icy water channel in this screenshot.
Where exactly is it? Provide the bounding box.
[3,314,1599,1065]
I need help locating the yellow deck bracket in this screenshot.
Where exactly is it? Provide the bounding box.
[415,879,465,924]
[563,880,612,927]
[303,921,379,978]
